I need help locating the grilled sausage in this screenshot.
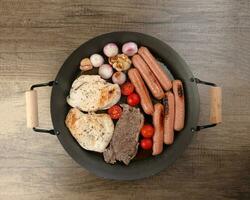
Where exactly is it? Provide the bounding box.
[132,54,164,99]
[163,91,175,144]
[128,68,154,115]
[152,103,164,155]
[173,80,185,131]
[138,46,172,91]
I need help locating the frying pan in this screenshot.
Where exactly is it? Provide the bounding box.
[25,32,222,180]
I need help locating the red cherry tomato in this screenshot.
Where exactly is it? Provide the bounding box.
[121,82,135,96]
[108,105,122,120]
[140,139,153,150]
[127,93,140,106]
[141,124,155,138]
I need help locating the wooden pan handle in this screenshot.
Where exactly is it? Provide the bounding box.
[25,90,39,128]
[210,87,222,124]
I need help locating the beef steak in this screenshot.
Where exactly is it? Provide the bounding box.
[103,104,144,165]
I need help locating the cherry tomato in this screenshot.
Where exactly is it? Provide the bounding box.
[140,139,153,150]
[121,82,135,96]
[141,124,154,138]
[127,93,140,106]
[108,105,122,120]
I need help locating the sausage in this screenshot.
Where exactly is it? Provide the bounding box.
[132,54,165,100]
[163,92,175,144]
[152,103,164,156]
[173,80,185,131]
[138,46,172,91]
[128,68,154,115]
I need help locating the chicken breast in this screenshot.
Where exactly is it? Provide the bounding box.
[67,75,121,112]
[65,108,114,153]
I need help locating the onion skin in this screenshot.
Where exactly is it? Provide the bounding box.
[98,64,113,79]
[112,72,126,85]
[90,54,104,67]
[122,42,138,56]
[103,43,119,57]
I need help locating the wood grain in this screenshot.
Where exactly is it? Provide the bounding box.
[210,87,222,124]
[25,90,39,128]
[0,0,249,199]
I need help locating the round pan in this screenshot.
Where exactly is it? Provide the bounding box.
[50,32,200,180]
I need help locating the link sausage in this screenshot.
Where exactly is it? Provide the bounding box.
[163,91,175,144]
[128,68,154,115]
[132,54,165,100]
[173,80,185,131]
[138,46,172,91]
[152,103,164,155]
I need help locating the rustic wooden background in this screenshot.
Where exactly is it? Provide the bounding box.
[0,0,249,199]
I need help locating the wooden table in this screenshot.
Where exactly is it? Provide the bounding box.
[0,0,249,199]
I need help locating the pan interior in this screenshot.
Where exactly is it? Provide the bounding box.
[51,32,200,180]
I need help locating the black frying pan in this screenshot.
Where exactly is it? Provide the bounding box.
[25,32,222,180]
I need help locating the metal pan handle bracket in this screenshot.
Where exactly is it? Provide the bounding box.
[25,81,59,135]
[191,78,222,131]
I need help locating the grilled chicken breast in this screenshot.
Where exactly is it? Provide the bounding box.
[65,108,114,153]
[67,75,121,112]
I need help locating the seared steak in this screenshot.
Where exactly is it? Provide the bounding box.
[103,104,144,165]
